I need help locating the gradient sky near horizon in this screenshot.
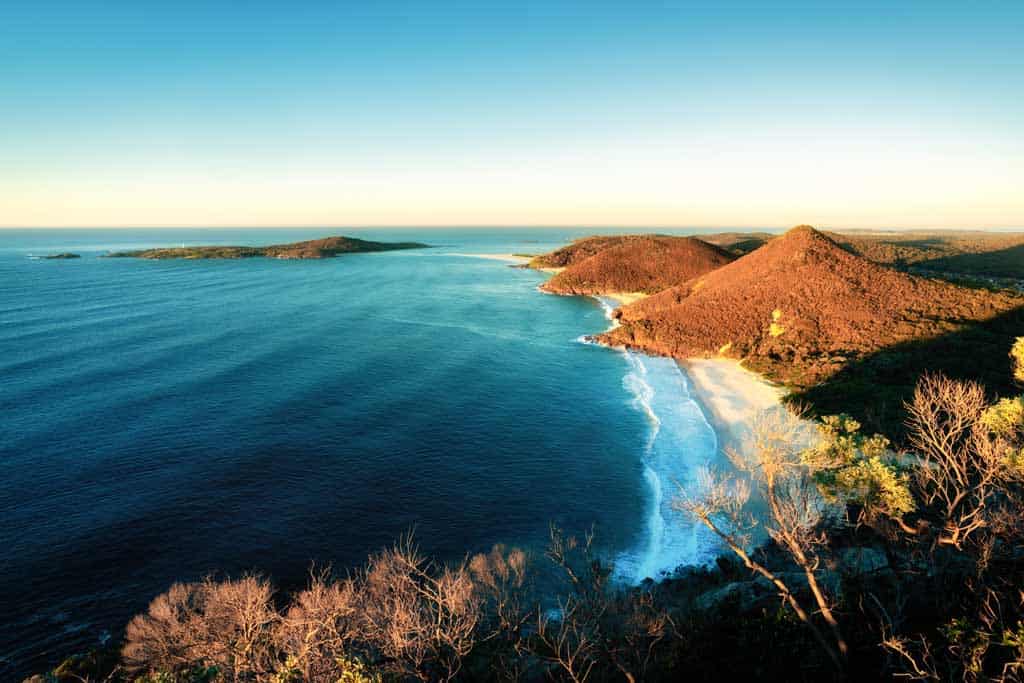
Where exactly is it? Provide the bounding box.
[2,1,1022,229]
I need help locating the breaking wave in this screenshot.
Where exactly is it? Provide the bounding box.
[583,298,722,582]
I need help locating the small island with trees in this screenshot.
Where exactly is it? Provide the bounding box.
[105,236,429,260]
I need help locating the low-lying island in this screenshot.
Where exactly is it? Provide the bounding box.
[106,235,429,260]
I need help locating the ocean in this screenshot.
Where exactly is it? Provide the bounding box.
[0,228,722,676]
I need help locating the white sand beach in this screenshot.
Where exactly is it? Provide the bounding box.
[451,252,532,264]
[679,358,794,458]
[603,292,648,306]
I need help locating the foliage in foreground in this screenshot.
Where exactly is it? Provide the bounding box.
[27,342,1024,682]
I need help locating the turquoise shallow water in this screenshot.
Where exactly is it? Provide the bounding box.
[0,228,721,675]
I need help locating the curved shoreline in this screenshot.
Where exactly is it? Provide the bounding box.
[585,297,720,581]
[676,358,790,462]
[479,253,797,580]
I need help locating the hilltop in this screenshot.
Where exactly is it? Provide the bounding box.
[107,236,428,260]
[539,235,735,296]
[601,227,1023,385]
[694,229,1024,285]
[527,235,633,269]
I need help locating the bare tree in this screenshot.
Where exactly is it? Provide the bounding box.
[123,575,278,682]
[275,567,360,682]
[356,534,480,681]
[674,407,848,670]
[123,581,208,676]
[469,544,533,680]
[534,596,600,683]
[202,576,279,681]
[605,588,672,683]
[880,631,940,681]
[906,373,1007,549]
[533,525,671,683]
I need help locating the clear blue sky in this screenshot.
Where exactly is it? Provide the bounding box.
[2,1,1022,228]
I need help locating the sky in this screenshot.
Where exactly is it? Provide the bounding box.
[1,1,1022,229]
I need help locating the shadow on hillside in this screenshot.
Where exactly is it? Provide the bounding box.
[787,304,1024,443]
[914,243,1024,279]
[702,232,773,255]
[880,237,946,249]
[726,238,771,255]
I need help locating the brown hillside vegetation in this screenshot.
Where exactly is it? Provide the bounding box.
[699,231,774,256]
[527,235,632,268]
[683,230,1024,281]
[541,236,735,295]
[601,226,1024,387]
[832,230,1024,279]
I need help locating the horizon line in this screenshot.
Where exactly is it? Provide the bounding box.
[3,224,1024,233]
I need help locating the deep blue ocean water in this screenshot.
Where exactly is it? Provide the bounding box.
[0,228,723,675]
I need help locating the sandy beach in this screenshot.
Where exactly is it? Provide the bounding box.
[452,252,569,273]
[452,252,532,264]
[679,358,791,459]
[602,292,648,306]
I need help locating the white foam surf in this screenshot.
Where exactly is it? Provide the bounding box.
[569,296,722,582]
[614,353,721,582]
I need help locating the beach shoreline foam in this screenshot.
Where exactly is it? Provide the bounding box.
[552,279,794,581]
[677,357,789,462]
[478,253,796,582]
[450,252,532,264]
[579,297,718,582]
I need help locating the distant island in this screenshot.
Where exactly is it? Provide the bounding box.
[106,236,429,260]
[44,253,81,259]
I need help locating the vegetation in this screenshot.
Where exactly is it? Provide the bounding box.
[27,341,1024,682]
[538,236,734,296]
[1014,338,1024,384]
[106,237,429,260]
[528,237,634,269]
[699,229,1024,281]
[833,230,1024,281]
